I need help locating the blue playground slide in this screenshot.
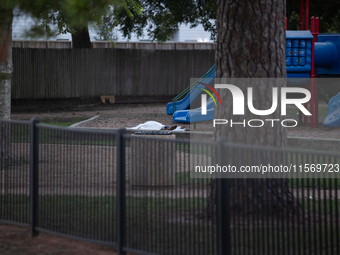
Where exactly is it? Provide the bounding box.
[166,65,215,115]
[173,97,215,123]
[323,92,340,127]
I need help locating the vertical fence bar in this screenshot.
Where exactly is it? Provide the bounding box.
[217,138,230,255]
[116,129,126,255]
[29,118,39,237]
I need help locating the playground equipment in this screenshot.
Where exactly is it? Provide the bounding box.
[322,92,340,127]
[166,65,215,115]
[172,95,215,123]
[315,33,340,127]
[167,0,340,127]
[286,31,314,78]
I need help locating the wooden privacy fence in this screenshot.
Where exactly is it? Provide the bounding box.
[12,48,215,100]
[13,40,216,50]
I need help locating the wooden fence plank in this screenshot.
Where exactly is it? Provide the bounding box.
[12,48,215,99]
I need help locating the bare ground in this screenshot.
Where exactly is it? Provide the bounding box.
[0,223,119,255]
[11,104,167,124]
[11,103,340,139]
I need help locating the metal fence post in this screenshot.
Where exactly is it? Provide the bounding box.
[30,118,39,237]
[116,129,126,255]
[217,138,230,255]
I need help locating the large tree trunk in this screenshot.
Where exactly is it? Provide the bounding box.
[207,0,301,219]
[0,9,12,120]
[71,24,92,49]
[0,9,12,159]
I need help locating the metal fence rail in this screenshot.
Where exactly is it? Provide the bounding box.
[0,119,30,227]
[0,118,340,255]
[36,123,118,244]
[216,141,340,255]
[124,135,216,255]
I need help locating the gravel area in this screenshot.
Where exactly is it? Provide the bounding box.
[11,102,340,140]
[0,223,118,255]
[288,126,340,140]
[80,107,340,140]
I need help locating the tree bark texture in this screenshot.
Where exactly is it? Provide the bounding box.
[206,0,302,220]
[0,9,12,158]
[71,24,92,49]
[214,0,287,145]
[0,9,12,120]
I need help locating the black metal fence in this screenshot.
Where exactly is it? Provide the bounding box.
[0,118,340,255]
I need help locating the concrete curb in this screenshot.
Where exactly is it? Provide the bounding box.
[69,115,100,128]
[68,123,340,152]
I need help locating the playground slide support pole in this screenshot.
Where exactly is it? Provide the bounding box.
[303,0,310,125]
[298,0,304,124]
[304,0,309,126]
[299,0,304,30]
[305,0,309,30]
[313,17,320,127]
[310,17,315,128]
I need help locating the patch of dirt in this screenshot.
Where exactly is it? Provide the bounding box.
[0,223,120,255]
[11,104,166,123]
[11,102,340,139]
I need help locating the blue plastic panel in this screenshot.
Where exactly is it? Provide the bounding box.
[286,31,314,40]
[317,34,340,75]
[286,30,313,76]
[287,73,310,78]
[323,92,340,127]
[173,97,215,123]
[166,65,215,115]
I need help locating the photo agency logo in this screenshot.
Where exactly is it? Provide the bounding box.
[198,82,223,115]
[200,84,312,128]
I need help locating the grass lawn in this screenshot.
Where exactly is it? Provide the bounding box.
[1,193,339,254]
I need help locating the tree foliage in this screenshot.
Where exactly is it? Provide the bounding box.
[123,1,340,48]
[1,0,142,41]
[113,0,340,42]
[2,0,340,44]
[287,0,340,32]
[111,0,216,41]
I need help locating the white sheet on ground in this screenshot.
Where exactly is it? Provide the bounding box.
[173,126,186,132]
[127,121,186,131]
[127,121,165,130]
